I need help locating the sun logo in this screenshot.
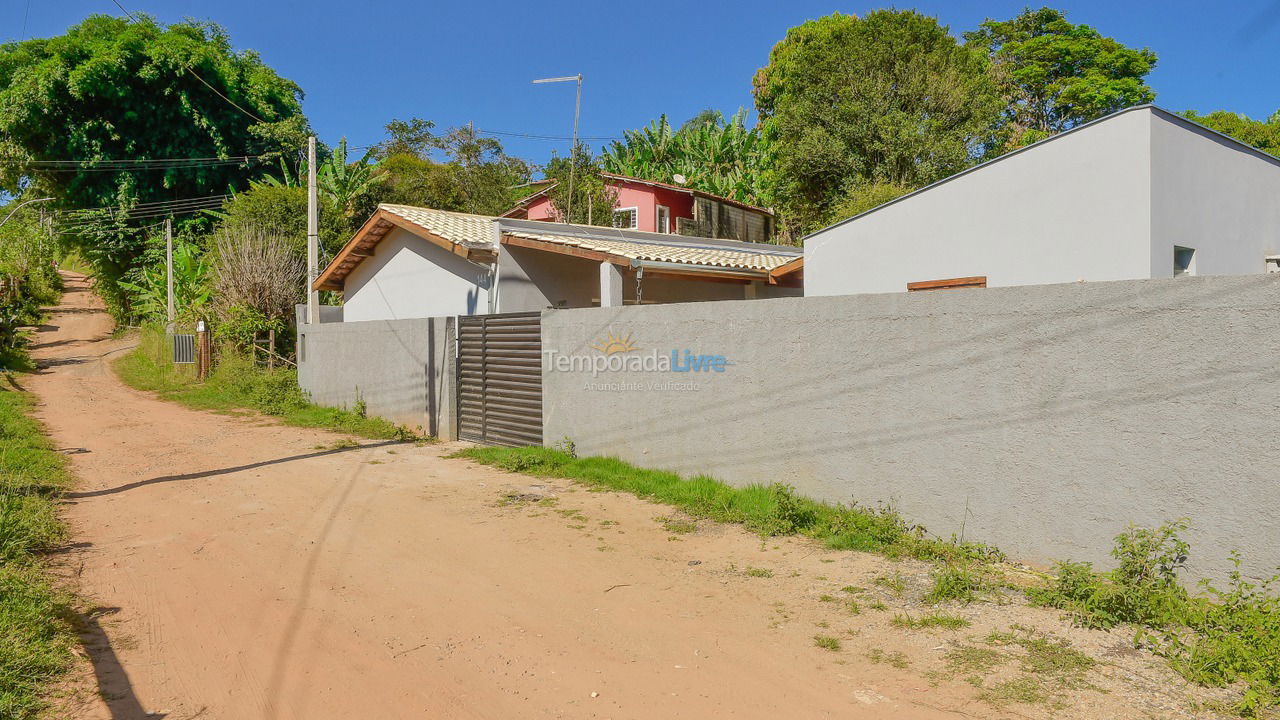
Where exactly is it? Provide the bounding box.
[591,331,639,355]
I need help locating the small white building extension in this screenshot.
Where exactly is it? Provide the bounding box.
[804,105,1280,296]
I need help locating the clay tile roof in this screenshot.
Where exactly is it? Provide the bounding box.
[502,227,799,272]
[314,205,801,291]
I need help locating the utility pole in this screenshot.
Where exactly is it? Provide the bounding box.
[165,217,175,333]
[306,135,319,324]
[569,73,581,222]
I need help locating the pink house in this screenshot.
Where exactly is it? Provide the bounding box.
[502,172,776,243]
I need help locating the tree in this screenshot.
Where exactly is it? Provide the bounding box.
[544,145,618,226]
[375,118,438,160]
[0,14,308,307]
[1182,110,1280,158]
[368,119,531,216]
[319,138,384,221]
[602,109,773,210]
[753,10,1000,236]
[966,7,1157,150]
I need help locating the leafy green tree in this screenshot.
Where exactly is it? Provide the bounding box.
[0,14,308,312]
[0,201,60,319]
[375,118,439,160]
[368,119,531,216]
[545,145,618,226]
[965,7,1157,150]
[1182,109,1280,158]
[602,109,772,209]
[823,180,911,228]
[753,10,1000,236]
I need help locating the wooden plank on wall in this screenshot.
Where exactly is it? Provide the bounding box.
[907,276,988,292]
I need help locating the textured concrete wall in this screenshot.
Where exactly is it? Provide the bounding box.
[297,315,456,438]
[541,275,1280,581]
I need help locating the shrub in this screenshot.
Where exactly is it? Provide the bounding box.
[1030,521,1280,716]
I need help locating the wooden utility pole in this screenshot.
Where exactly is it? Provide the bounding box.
[165,217,175,332]
[306,136,319,325]
[196,319,210,380]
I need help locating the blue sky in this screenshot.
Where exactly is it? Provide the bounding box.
[5,0,1279,167]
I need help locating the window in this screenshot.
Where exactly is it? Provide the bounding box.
[655,205,670,233]
[612,207,638,229]
[1174,246,1196,276]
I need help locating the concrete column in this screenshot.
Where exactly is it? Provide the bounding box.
[600,262,624,307]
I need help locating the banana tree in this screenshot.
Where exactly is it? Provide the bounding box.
[319,138,384,218]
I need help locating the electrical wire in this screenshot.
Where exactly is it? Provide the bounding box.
[478,129,620,141]
[2,156,268,172]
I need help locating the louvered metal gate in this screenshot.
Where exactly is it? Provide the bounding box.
[457,312,544,446]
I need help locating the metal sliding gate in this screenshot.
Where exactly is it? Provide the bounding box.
[457,312,544,446]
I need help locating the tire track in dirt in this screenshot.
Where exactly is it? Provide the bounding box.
[39,273,1174,719]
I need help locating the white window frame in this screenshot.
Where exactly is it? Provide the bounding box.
[612,206,639,229]
[655,205,670,234]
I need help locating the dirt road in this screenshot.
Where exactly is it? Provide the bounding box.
[26,275,1218,719]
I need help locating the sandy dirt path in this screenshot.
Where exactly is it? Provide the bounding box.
[26,274,974,719]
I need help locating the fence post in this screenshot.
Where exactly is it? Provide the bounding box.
[267,328,275,371]
[196,319,210,380]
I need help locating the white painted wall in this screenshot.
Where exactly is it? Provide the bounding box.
[342,227,491,322]
[805,109,1157,296]
[1149,112,1280,278]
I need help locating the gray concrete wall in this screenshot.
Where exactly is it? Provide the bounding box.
[805,107,1154,296]
[1149,112,1280,278]
[297,314,456,438]
[541,275,1280,581]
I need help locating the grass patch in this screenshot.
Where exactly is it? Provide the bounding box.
[452,446,1000,566]
[1028,521,1280,716]
[891,612,971,630]
[980,675,1049,706]
[873,572,907,598]
[926,562,993,604]
[743,567,773,578]
[813,634,842,651]
[657,516,697,534]
[867,648,910,669]
[0,382,78,719]
[115,324,420,440]
[945,645,1005,675]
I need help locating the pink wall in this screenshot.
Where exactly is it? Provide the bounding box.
[522,180,697,233]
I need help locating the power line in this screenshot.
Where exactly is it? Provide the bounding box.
[107,0,267,124]
[3,156,269,173]
[478,129,620,141]
[7,155,266,166]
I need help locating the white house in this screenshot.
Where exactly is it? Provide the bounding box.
[803,105,1280,296]
[312,205,802,322]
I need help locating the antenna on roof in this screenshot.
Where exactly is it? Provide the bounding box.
[672,173,687,185]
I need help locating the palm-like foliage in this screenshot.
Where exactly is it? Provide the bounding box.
[601,109,773,207]
[117,242,210,322]
[319,138,384,218]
